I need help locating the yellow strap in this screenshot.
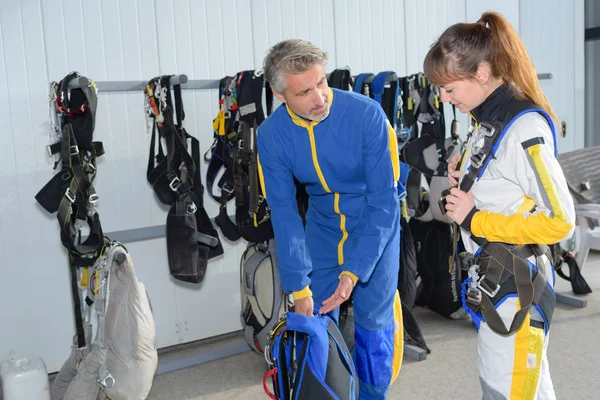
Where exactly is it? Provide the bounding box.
[94,269,101,295]
[218,110,225,136]
[434,94,439,109]
[408,97,413,110]
[81,267,89,287]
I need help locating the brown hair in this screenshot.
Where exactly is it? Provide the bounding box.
[423,12,561,134]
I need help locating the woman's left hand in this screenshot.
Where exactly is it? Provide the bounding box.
[444,188,475,225]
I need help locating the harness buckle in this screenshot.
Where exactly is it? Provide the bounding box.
[466,288,482,305]
[186,202,197,214]
[221,182,234,195]
[88,193,99,205]
[70,145,79,156]
[98,372,115,388]
[470,152,486,169]
[65,187,76,203]
[85,163,96,174]
[169,176,181,192]
[478,276,501,298]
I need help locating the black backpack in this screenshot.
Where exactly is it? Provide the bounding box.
[410,218,465,318]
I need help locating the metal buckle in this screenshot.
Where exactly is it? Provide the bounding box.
[221,182,234,194]
[88,193,99,206]
[70,145,79,156]
[169,176,181,191]
[85,163,96,174]
[478,121,496,137]
[466,288,482,305]
[65,187,76,203]
[478,276,500,298]
[186,202,197,214]
[470,152,486,169]
[98,372,115,388]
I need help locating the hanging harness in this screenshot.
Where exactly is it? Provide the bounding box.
[205,71,275,243]
[449,100,558,336]
[328,67,354,91]
[35,72,106,350]
[145,76,223,283]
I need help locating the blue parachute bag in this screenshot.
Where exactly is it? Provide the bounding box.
[263,312,359,400]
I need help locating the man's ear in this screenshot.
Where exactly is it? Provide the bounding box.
[272,89,286,104]
[475,63,491,85]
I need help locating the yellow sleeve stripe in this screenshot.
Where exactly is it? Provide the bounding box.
[292,286,312,301]
[257,154,267,202]
[526,144,566,222]
[471,210,573,245]
[387,122,400,182]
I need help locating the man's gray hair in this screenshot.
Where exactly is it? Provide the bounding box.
[263,39,328,93]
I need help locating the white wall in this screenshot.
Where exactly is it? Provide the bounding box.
[0,0,584,373]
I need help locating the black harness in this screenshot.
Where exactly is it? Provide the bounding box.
[145,76,224,283]
[205,71,275,243]
[36,72,106,349]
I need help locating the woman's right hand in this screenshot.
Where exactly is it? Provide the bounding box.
[448,153,461,186]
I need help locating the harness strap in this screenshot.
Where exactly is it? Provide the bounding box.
[467,242,550,335]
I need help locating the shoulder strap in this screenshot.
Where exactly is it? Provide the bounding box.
[353,73,375,96]
[371,71,400,129]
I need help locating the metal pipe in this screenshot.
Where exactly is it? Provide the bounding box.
[67,76,89,89]
[170,74,188,85]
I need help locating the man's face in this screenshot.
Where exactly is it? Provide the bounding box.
[273,64,330,122]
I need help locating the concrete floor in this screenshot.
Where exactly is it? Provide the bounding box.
[146,251,600,400]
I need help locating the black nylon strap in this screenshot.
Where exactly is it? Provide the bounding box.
[68,256,86,348]
[173,83,185,129]
[472,243,549,335]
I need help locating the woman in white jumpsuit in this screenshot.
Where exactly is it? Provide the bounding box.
[423,11,576,400]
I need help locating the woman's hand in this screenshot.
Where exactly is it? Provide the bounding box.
[448,153,461,186]
[444,188,475,225]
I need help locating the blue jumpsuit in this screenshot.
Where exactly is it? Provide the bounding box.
[257,88,403,399]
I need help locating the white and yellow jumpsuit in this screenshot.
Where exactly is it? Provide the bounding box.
[458,85,576,400]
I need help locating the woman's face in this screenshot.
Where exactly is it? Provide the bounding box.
[439,78,490,114]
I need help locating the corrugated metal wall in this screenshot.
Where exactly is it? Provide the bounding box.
[0,0,583,372]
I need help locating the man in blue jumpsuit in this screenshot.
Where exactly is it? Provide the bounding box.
[257,39,403,399]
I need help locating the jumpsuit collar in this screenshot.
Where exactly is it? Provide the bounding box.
[285,88,335,128]
[469,84,514,124]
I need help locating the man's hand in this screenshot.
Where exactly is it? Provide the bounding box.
[319,274,355,315]
[294,296,314,316]
[448,153,461,186]
[444,188,475,225]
